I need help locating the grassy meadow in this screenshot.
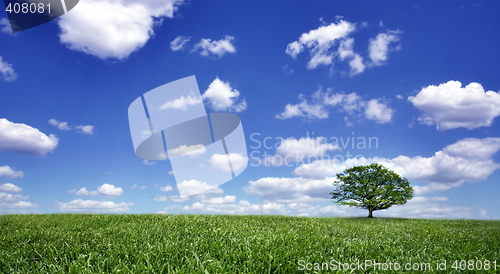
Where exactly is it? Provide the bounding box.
[1,214,499,273]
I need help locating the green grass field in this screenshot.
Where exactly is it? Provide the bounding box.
[1,214,499,273]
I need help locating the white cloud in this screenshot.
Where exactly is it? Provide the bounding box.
[275,99,328,120]
[49,119,94,135]
[142,160,157,165]
[277,88,394,124]
[282,64,294,75]
[169,195,190,203]
[97,183,123,196]
[48,119,72,130]
[202,78,247,112]
[200,195,236,205]
[210,153,248,174]
[56,199,133,213]
[375,196,473,219]
[396,94,404,99]
[58,0,185,60]
[0,185,37,212]
[368,31,400,66]
[0,192,28,202]
[292,159,344,179]
[0,183,22,192]
[0,118,58,156]
[265,137,339,166]
[408,81,500,130]
[0,18,15,35]
[0,56,17,82]
[177,179,223,197]
[154,195,168,202]
[159,93,202,111]
[181,201,287,215]
[245,137,500,205]
[179,198,355,216]
[0,167,24,180]
[159,185,173,192]
[170,35,190,51]
[192,35,236,58]
[0,200,38,210]
[295,137,500,194]
[238,200,250,207]
[75,183,123,196]
[75,187,98,196]
[75,125,94,135]
[364,99,394,124]
[167,144,206,158]
[244,177,334,202]
[287,20,401,74]
[338,38,365,75]
[286,20,355,69]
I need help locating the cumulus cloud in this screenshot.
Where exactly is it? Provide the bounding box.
[179,198,355,216]
[364,99,394,124]
[0,184,37,212]
[75,125,94,135]
[375,196,473,219]
[181,201,287,215]
[244,177,334,203]
[275,99,328,120]
[0,182,22,192]
[210,153,248,174]
[58,0,185,60]
[408,81,500,130]
[286,19,401,74]
[169,195,190,203]
[75,183,123,197]
[0,118,58,156]
[192,35,236,58]
[0,18,15,35]
[48,119,71,130]
[200,195,236,205]
[244,137,500,206]
[49,119,94,135]
[294,137,500,194]
[56,199,133,213]
[0,166,24,180]
[276,88,394,124]
[0,56,17,81]
[286,20,355,69]
[170,35,190,51]
[154,195,168,202]
[264,137,339,166]
[202,78,247,112]
[159,93,202,111]
[338,38,365,75]
[159,185,173,192]
[368,31,400,66]
[177,179,223,197]
[142,160,157,165]
[167,144,206,158]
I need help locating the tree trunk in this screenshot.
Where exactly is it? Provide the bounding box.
[368,209,373,218]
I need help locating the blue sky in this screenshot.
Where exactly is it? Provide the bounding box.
[1,0,499,219]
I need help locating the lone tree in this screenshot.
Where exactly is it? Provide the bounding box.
[330,163,414,218]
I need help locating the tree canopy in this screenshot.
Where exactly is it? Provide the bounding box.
[330,163,414,218]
